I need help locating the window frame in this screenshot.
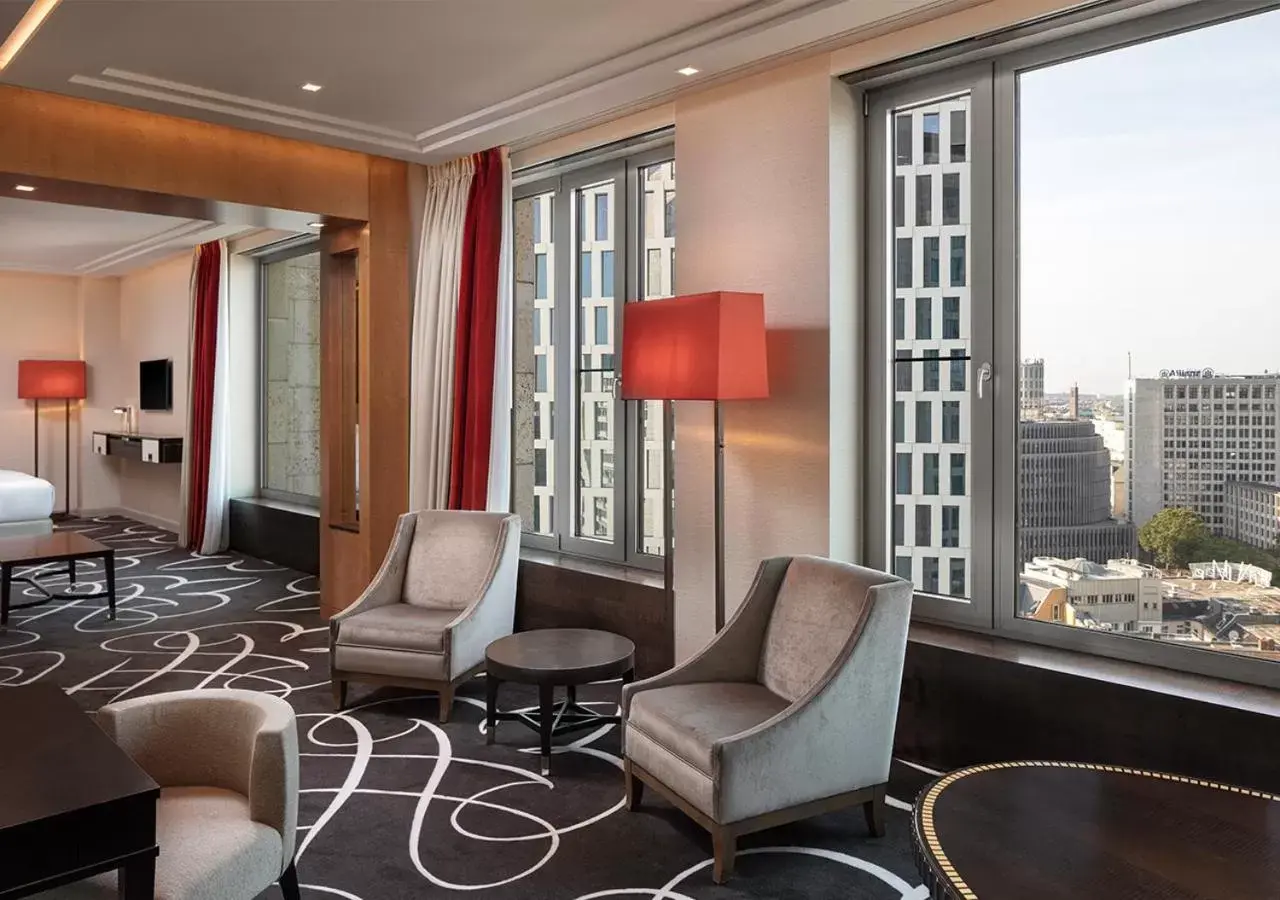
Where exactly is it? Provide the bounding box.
[257,240,323,508]
[858,0,1280,688]
[512,142,674,570]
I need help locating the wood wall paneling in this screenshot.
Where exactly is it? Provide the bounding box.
[0,85,369,219]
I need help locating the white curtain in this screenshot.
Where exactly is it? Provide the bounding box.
[485,148,514,512]
[178,239,231,554]
[409,156,475,510]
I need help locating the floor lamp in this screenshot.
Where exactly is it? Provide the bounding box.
[18,359,88,520]
[621,291,769,631]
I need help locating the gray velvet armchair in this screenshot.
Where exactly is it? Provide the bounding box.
[37,689,300,900]
[621,555,913,883]
[330,509,521,722]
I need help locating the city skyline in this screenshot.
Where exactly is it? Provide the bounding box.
[1020,7,1280,395]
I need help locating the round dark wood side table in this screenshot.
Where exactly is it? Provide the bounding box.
[912,760,1280,900]
[484,628,635,775]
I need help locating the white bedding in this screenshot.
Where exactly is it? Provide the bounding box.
[0,470,55,522]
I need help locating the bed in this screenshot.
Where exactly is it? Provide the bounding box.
[0,470,54,537]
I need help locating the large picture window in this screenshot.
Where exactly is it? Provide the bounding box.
[260,244,321,505]
[512,144,674,567]
[865,2,1280,686]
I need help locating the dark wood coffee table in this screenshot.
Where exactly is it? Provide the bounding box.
[0,531,116,629]
[485,628,635,774]
[0,683,159,898]
[913,760,1280,900]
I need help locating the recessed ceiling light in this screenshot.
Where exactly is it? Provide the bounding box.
[0,0,63,72]
[677,66,700,77]
[301,83,323,92]
[14,184,36,192]
[307,222,323,229]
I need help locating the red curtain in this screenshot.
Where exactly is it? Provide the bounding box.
[185,241,221,549]
[448,149,503,510]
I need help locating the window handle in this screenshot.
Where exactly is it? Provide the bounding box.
[977,361,993,400]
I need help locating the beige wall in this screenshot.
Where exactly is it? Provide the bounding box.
[79,275,125,512]
[0,272,83,511]
[113,254,191,529]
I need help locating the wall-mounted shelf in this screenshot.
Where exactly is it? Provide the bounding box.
[91,432,183,465]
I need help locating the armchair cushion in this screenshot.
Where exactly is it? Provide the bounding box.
[336,605,457,654]
[628,682,788,774]
[758,556,873,702]
[402,511,509,610]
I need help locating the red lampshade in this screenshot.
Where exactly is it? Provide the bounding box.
[18,359,87,400]
[621,291,769,401]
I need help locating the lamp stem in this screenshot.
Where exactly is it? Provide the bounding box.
[62,398,71,519]
[714,400,725,632]
[32,398,40,480]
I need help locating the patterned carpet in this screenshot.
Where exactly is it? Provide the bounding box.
[0,515,933,899]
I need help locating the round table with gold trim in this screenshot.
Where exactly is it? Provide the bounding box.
[911,760,1280,900]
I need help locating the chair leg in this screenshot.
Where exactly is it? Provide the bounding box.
[279,860,301,900]
[864,784,887,838]
[439,684,454,724]
[711,828,736,884]
[331,678,347,711]
[624,760,644,811]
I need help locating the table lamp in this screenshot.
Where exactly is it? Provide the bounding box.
[621,291,769,630]
[18,359,87,519]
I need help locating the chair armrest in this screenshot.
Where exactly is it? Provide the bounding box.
[446,515,521,679]
[247,694,300,871]
[331,513,416,627]
[621,557,791,718]
[713,578,912,824]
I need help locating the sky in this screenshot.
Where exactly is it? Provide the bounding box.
[1019,7,1280,394]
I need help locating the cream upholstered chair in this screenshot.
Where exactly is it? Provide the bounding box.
[330,509,521,721]
[38,689,300,900]
[621,556,913,883]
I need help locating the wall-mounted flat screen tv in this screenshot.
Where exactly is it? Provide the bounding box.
[139,359,173,412]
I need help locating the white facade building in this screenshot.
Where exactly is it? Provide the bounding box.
[891,96,972,598]
[1223,481,1280,551]
[1125,372,1279,533]
[1022,557,1164,633]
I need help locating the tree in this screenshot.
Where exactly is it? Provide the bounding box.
[1138,507,1208,570]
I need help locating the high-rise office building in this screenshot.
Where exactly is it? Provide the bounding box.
[1020,421,1135,562]
[1020,358,1045,414]
[1224,481,1280,550]
[1126,372,1279,533]
[891,96,972,598]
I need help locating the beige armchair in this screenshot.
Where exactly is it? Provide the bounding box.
[330,509,521,722]
[621,556,913,883]
[38,689,300,900]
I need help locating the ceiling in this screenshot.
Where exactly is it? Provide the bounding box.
[0,197,264,276]
[0,0,972,162]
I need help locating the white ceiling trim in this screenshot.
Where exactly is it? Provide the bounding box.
[74,218,213,274]
[67,72,422,155]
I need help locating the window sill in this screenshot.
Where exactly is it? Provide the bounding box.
[519,547,665,591]
[238,496,320,518]
[910,621,1280,718]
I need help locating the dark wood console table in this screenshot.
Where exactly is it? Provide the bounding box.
[913,760,1280,900]
[91,431,183,464]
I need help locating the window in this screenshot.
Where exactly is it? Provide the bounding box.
[867,4,1280,686]
[514,149,673,565]
[924,350,940,392]
[595,192,609,241]
[916,174,932,226]
[943,297,960,339]
[260,247,321,505]
[535,254,548,299]
[943,173,961,225]
[915,505,932,545]
[915,296,931,339]
[916,400,932,443]
[894,296,905,340]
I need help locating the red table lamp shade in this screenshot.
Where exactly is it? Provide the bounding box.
[621,292,769,401]
[18,360,87,400]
